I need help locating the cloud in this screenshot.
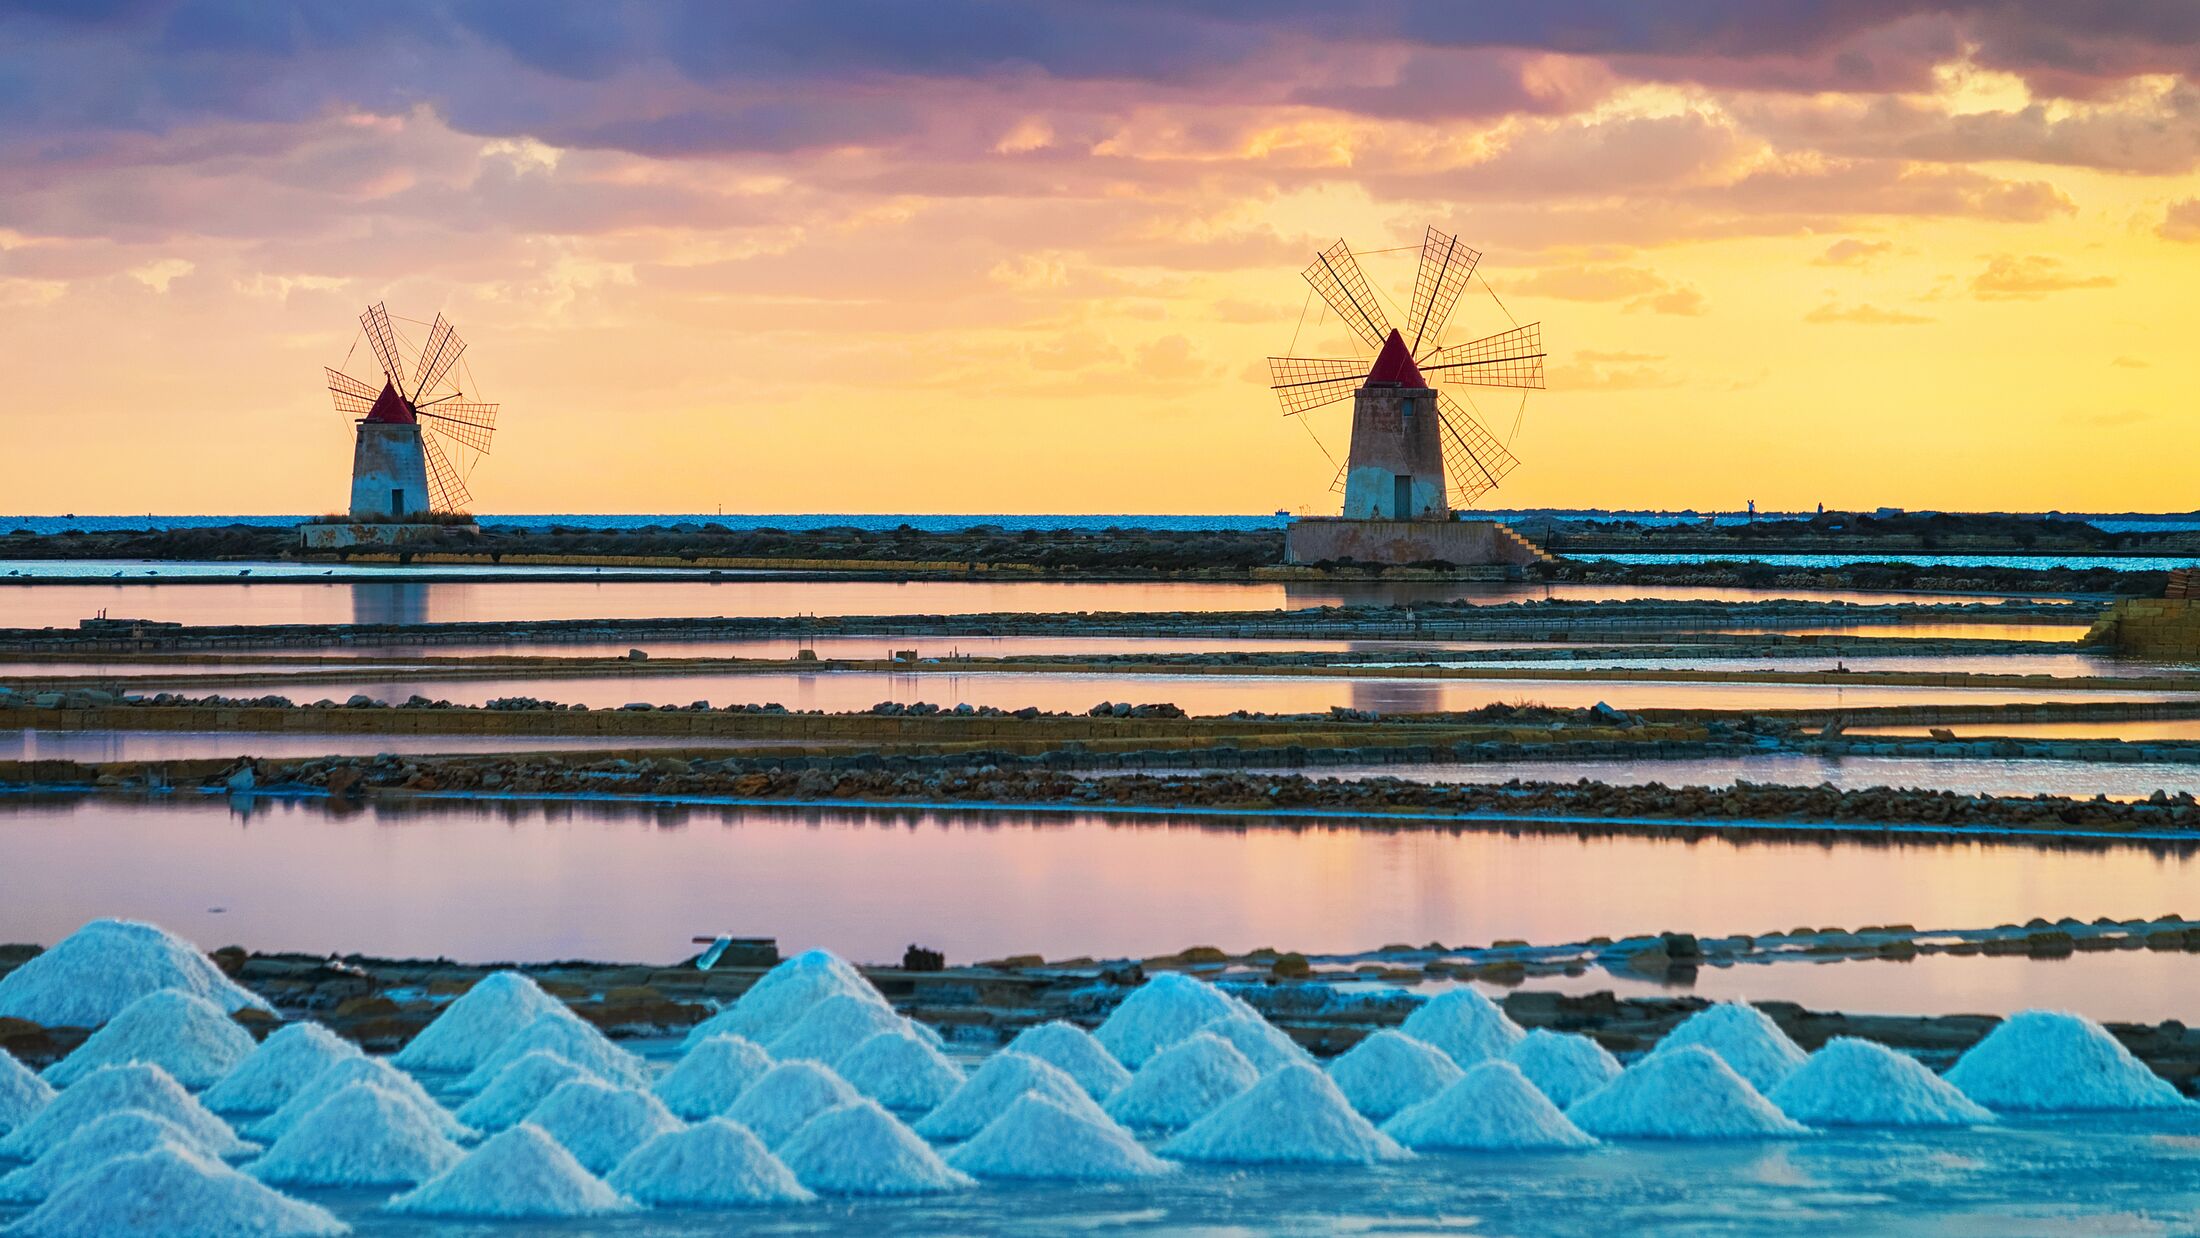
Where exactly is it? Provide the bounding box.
[1630,287,1706,316]
[1813,238,1893,267]
[1970,254,2117,300]
[1804,302,1933,325]
[2112,355,2150,368]
[2159,197,2200,241]
[1505,265,1667,301]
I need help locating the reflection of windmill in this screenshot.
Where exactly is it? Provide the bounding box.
[324,303,498,517]
[1269,228,1543,516]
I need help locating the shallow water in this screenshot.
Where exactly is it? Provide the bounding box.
[1851,720,2200,742]
[6,795,2200,1019]
[0,576,2069,629]
[1406,652,2176,677]
[134,669,2196,715]
[0,730,782,761]
[1597,551,2200,571]
[1720,624,2092,642]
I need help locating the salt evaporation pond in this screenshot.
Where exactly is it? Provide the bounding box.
[144,668,2194,715]
[8,795,2200,1020]
[0,574,2068,629]
[0,730,805,762]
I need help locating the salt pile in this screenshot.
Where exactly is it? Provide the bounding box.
[456,1007,646,1093]
[0,919,269,1028]
[947,1092,1171,1181]
[0,1112,218,1204]
[652,1034,774,1120]
[202,1022,363,1116]
[727,1060,863,1146]
[1944,1009,2186,1112]
[0,1063,255,1161]
[1093,972,1244,1067]
[386,1123,639,1220]
[248,1056,470,1142]
[1327,1030,1464,1121]
[392,971,564,1073]
[1768,1037,1994,1127]
[1649,1001,1808,1092]
[248,1082,464,1187]
[681,948,886,1050]
[523,1077,685,1175]
[0,1048,55,1138]
[1383,1060,1597,1152]
[604,1118,816,1207]
[1568,1045,1809,1140]
[767,993,908,1063]
[1164,1063,1411,1165]
[1004,1021,1130,1099]
[1399,987,1525,1066]
[915,1049,1105,1140]
[6,1146,345,1238]
[456,1051,599,1132]
[776,1099,975,1196]
[1206,1011,1313,1074]
[43,990,256,1090]
[1103,1032,1259,1131]
[1507,1029,1622,1109]
[834,1029,964,1111]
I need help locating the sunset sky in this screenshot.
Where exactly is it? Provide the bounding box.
[5,2,2199,516]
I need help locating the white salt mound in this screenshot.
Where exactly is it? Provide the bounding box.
[1164,1063,1411,1165]
[1327,1030,1464,1121]
[1768,1037,1994,1127]
[1205,1011,1313,1074]
[1649,1001,1808,1093]
[456,1051,600,1132]
[1004,1021,1130,1099]
[1568,1045,1809,1140]
[776,1099,974,1196]
[0,1063,255,1161]
[1093,972,1243,1067]
[947,1093,1172,1181]
[386,1122,639,1220]
[202,1022,363,1116]
[915,1049,1106,1141]
[0,1112,220,1204]
[0,1049,55,1138]
[248,1056,470,1143]
[767,993,907,1063]
[833,1029,963,1111]
[1104,1032,1259,1131]
[523,1077,685,1176]
[43,989,255,1090]
[726,1060,863,1147]
[1383,1060,1597,1152]
[1506,1029,1622,1109]
[7,1145,345,1238]
[1399,987,1525,1066]
[681,949,886,1050]
[392,971,565,1073]
[652,1034,774,1120]
[1944,1009,2186,1112]
[456,1007,646,1093]
[604,1118,815,1207]
[0,919,270,1028]
[249,1082,466,1188]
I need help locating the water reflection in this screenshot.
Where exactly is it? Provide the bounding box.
[3,793,2198,1019]
[349,581,431,626]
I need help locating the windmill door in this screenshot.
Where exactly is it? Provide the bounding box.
[1393,475,1412,519]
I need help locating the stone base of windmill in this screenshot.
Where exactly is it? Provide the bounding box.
[1283,517,1550,573]
[296,521,481,551]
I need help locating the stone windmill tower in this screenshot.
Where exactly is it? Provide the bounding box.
[1268,228,1551,568]
[322,303,498,521]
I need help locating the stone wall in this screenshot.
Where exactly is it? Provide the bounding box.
[2087,598,2200,656]
[297,522,481,550]
[1284,518,1548,568]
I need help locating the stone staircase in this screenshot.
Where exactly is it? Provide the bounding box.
[1491,522,1556,564]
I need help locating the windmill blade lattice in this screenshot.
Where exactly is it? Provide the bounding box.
[1407,227,1482,356]
[1434,391,1519,508]
[1267,356,1369,415]
[1420,323,1545,389]
[418,403,498,455]
[325,367,380,415]
[412,315,467,400]
[1302,240,1391,351]
[420,434,471,512]
[359,303,406,395]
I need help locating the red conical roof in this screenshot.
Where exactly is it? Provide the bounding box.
[1363,328,1425,387]
[364,379,415,424]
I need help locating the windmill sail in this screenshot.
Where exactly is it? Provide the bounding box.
[421,433,471,512]
[412,315,466,399]
[359,303,406,397]
[1434,391,1519,508]
[325,366,380,415]
[1407,227,1482,356]
[1302,240,1391,351]
[418,402,498,454]
[1267,356,1369,415]
[1420,323,1545,389]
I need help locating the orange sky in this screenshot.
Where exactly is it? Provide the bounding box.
[3,5,2199,516]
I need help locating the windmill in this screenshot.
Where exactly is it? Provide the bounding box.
[1268,228,1543,520]
[323,303,498,519]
